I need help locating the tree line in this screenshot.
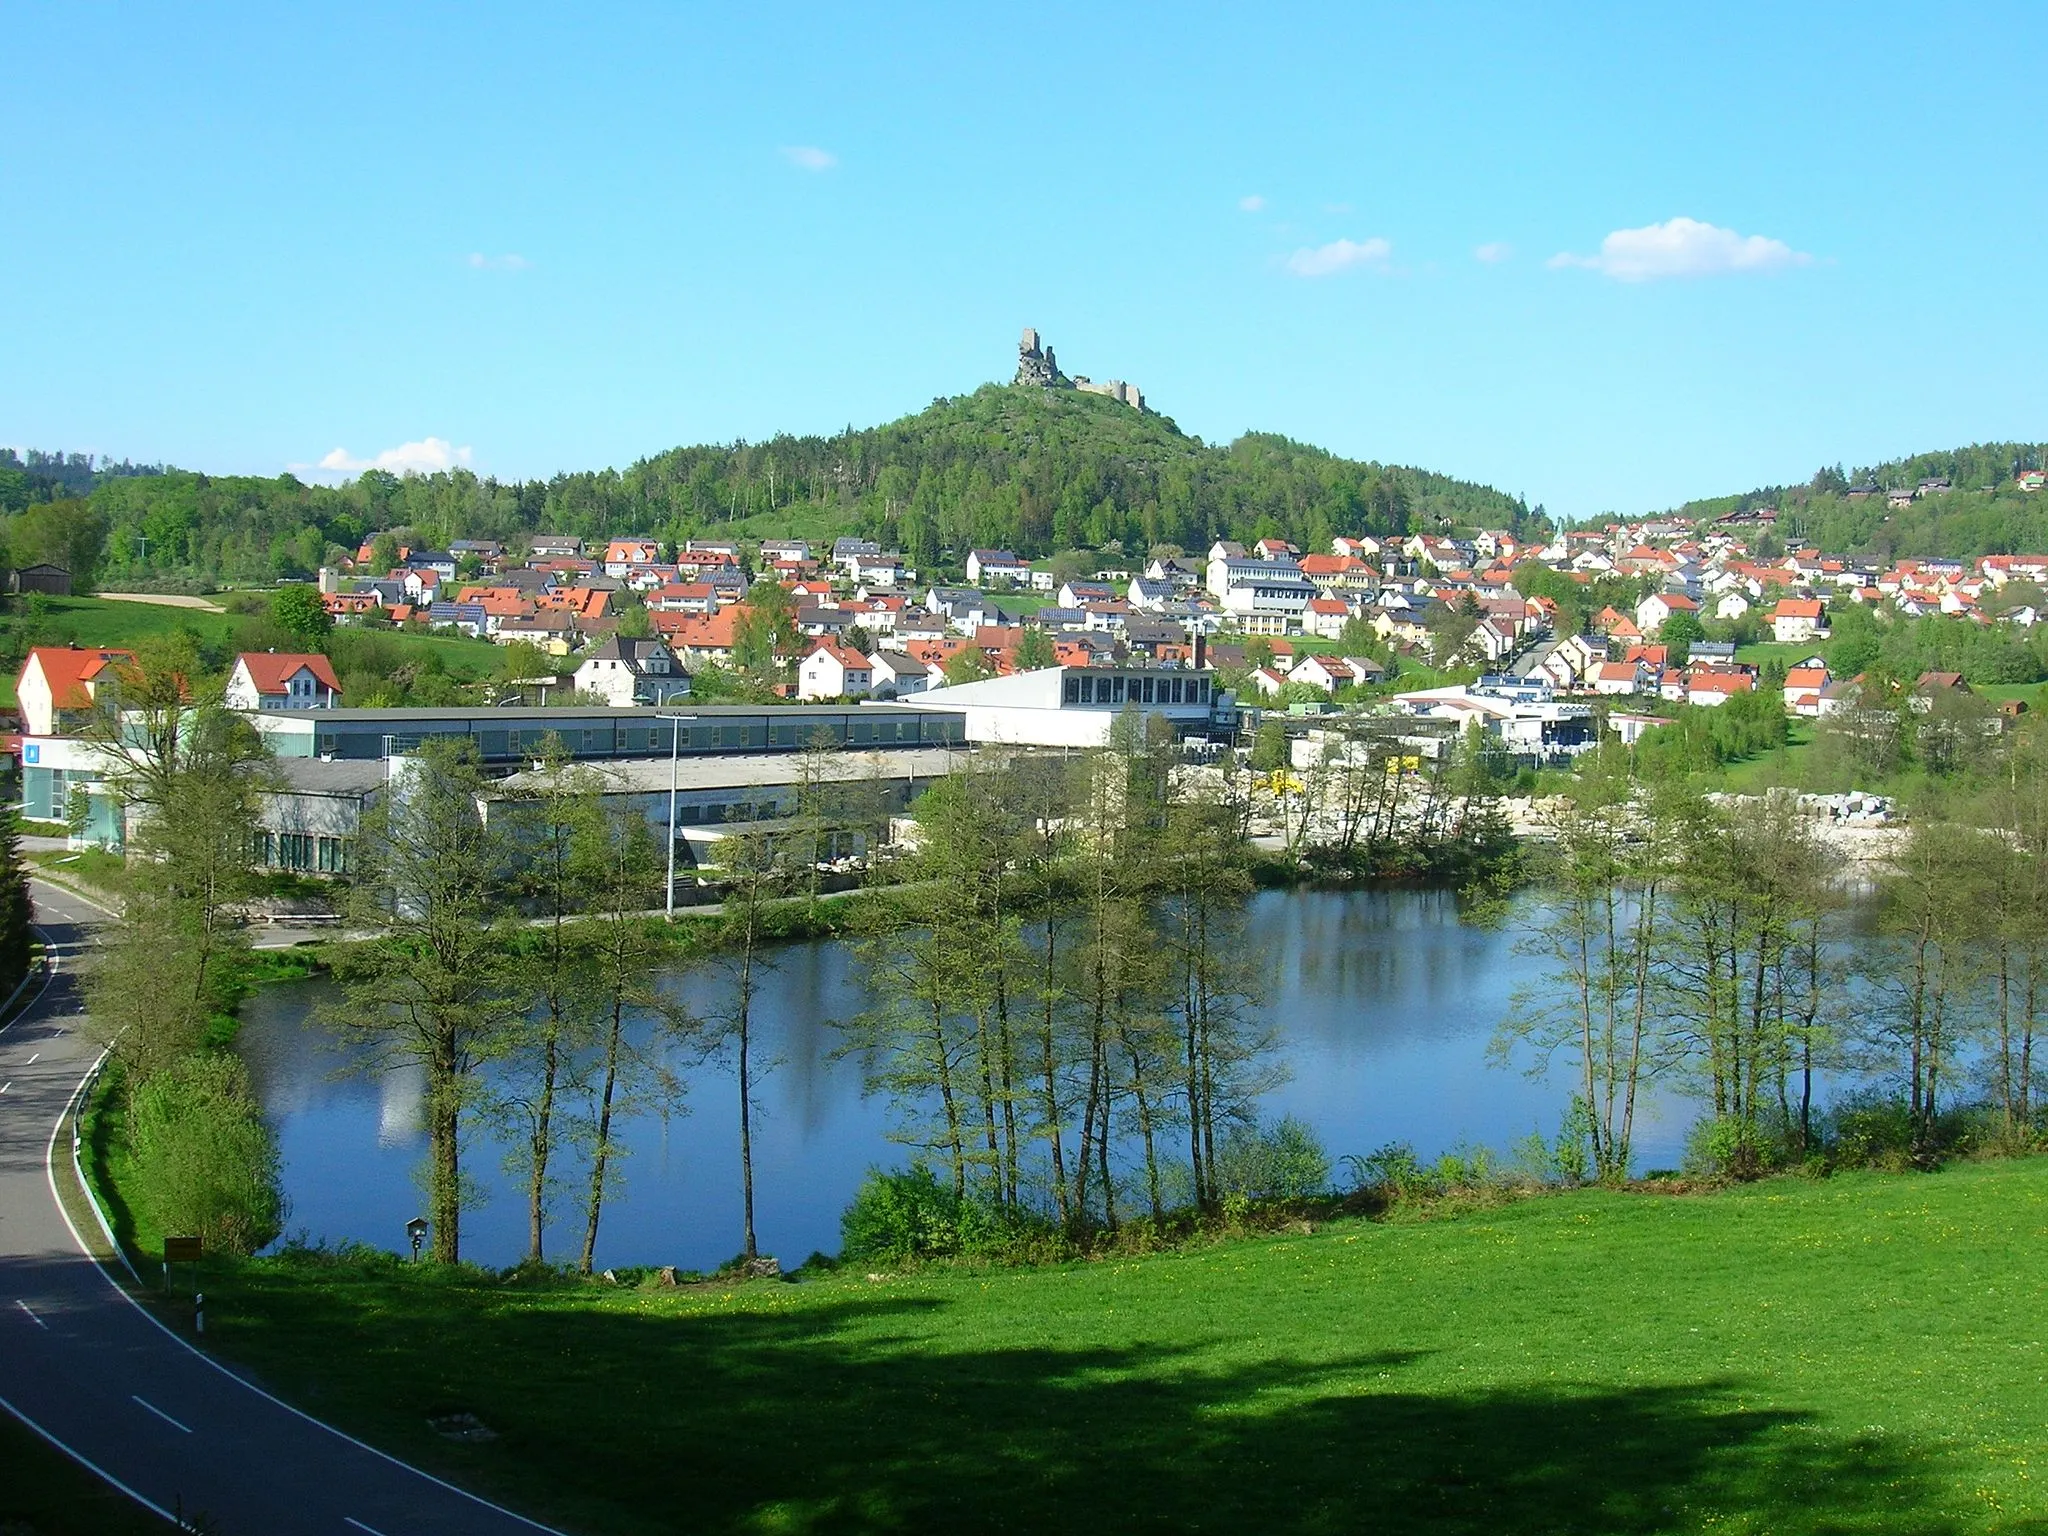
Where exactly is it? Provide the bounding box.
[1504,738,2048,1181]
[1,384,1530,592]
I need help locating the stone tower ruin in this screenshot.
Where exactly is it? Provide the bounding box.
[1013,327,1144,411]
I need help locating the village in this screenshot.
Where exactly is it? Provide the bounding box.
[301,476,2047,750]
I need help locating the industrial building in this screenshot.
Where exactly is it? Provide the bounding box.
[893,664,1234,748]
[24,703,971,869]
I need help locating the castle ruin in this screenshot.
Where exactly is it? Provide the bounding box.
[1014,327,1144,412]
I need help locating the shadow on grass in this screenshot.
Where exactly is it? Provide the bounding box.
[202,1261,2031,1536]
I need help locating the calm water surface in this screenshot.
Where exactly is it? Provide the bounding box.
[237,887,1698,1271]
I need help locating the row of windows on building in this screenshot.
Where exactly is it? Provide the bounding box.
[1062,673,1214,707]
[312,715,961,761]
[257,832,352,873]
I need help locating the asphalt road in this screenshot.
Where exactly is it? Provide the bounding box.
[0,880,568,1536]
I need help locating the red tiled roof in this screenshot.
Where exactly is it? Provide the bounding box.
[1690,672,1753,694]
[235,652,341,695]
[22,646,136,709]
[652,609,743,649]
[806,638,870,669]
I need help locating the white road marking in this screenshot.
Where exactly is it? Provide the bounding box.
[130,1395,191,1434]
[1,1082,11,1094]
[25,1053,38,1064]
[16,1300,46,1328]
[345,1519,392,1535]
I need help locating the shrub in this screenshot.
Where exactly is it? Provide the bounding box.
[127,1053,286,1256]
[840,1165,1024,1264]
[1343,1141,1429,1200]
[1215,1115,1330,1201]
[1818,1091,1986,1171]
[1682,1114,1791,1181]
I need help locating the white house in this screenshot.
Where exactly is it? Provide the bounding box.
[1302,596,1354,639]
[224,652,341,711]
[14,645,136,737]
[603,538,662,577]
[1591,661,1648,696]
[572,635,686,707]
[1540,632,1606,687]
[797,639,873,700]
[1783,662,1831,717]
[965,549,1030,586]
[1289,654,1385,692]
[1127,577,1178,611]
[1771,597,1828,643]
[1635,591,1700,633]
[868,650,931,700]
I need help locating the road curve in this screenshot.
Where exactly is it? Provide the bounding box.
[0,880,568,1535]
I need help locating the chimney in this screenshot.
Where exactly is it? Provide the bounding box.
[1193,630,1206,670]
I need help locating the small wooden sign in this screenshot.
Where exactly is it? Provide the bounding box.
[163,1236,203,1264]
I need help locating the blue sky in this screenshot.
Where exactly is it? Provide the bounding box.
[5,3,2044,519]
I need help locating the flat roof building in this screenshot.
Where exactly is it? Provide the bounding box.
[891,664,1232,748]
[248,702,966,765]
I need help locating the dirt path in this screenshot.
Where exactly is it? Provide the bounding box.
[93,591,227,613]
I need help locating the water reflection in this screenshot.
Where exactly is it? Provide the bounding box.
[237,889,1697,1272]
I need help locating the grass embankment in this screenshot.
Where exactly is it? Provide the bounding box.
[131,1160,2048,1535]
[0,595,507,710]
[0,1416,173,1534]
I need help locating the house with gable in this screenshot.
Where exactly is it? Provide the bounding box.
[1302,596,1355,639]
[16,645,137,737]
[797,639,874,701]
[1288,654,1385,692]
[572,635,687,707]
[1635,591,1700,633]
[224,652,341,711]
[603,538,662,577]
[1771,597,1828,643]
[965,549,1030,586]
[1783,660,1831,717]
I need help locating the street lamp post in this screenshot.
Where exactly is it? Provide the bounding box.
[656,711,696,919]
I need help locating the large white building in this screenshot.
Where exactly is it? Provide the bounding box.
[887,663,1228,747]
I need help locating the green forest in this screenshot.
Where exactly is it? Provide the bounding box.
[17,423,2048,596]
[1667,441,2048,561]
[0,388,1530,591]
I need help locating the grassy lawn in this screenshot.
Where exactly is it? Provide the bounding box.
[1978,681,2048,710]
[1716,719,1816,789]
[26,595,241,650]
[153,1159,2048,1535]
[0,597,510,712]
[1732,639,1828,672]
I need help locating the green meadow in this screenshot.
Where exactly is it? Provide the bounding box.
[143,1158,2048,1535]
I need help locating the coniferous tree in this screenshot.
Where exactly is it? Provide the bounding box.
[0,806,34,994]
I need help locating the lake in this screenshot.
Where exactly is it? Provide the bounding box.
[235,887,1701,1272]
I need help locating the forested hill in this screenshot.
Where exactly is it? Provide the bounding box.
[0,386,1530,590]
[1662,440,2048,560]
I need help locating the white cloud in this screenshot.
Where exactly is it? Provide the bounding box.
[781,145,837,172]
[1548,217,1812,281]
[1285,236,1392,278]
[465,252,530,271]
[1238,194,1265,212]
[1474,241,1513,264]
[298,437,476,479]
